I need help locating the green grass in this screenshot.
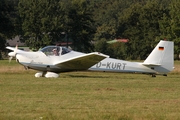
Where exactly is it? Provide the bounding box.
[0,60,180,120]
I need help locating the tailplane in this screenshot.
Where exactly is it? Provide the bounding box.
[143,40,174,74]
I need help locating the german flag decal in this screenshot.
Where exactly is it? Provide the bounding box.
[159,46,164,50]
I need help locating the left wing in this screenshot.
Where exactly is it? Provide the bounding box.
[54,52,109,70]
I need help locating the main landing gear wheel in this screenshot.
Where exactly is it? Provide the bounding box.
[151,74,156,77]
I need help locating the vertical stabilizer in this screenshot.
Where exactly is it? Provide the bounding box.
[143,40,174,73]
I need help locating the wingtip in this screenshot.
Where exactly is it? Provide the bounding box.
[95,52,109,58]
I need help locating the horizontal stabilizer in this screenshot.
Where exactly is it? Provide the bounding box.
[55,52,109,70]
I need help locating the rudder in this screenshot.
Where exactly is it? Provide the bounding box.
[143,40,174,74]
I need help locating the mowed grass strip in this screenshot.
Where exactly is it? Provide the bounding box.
[0,60,180,120]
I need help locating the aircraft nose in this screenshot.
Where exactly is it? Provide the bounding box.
[16,54,31,64]
[16,54,22,63]
[8,52,17,63]
[8,52,16,57]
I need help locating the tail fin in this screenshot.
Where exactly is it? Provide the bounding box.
[143,40,174,74]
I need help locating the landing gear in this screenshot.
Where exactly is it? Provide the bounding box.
[151,74,156,77]
[45,72,59,78]
[35,72,59,78]
[24,66,29,70]
[150,74,167,77]
[163,74,167,76]
[35,72,44,77]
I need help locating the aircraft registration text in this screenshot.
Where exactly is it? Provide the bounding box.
[96,62,127,70]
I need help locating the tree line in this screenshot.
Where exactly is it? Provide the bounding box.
[0,0,180,60]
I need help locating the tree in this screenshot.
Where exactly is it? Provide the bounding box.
[92,0,173,60]
[0,0,17,59]
[93,0,132,41]
[117,1,166,59]
[18,0,95,52]
[18,0,65,50]
[168,0,180,60]
[94,38,108,53]
[63,0,95,52]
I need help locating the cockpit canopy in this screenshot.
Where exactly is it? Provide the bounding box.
[40,46,71,56]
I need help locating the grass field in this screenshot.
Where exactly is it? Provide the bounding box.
[0,60,180,120]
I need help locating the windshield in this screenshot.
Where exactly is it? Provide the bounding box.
[40,46,71,56]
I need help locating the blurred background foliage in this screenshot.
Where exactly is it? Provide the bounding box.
[0,0,179,60]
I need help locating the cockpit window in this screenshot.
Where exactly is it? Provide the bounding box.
[40,46,71,56]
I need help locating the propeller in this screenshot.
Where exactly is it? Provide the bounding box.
[9,56,13,63]
[8,45,18,63]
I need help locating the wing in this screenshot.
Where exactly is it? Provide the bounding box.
[54,52,109,70]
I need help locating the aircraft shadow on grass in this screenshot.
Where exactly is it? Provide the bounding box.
[66,74,110,78]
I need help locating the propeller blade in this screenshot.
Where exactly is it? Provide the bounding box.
[9,56,13,63]
[8,44,18,63]
[14,44,18,55]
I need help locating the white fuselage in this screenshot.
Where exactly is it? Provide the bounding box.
[16,51,156,74]
[89,58,156,74]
